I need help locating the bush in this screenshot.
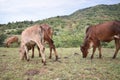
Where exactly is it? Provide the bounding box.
[0,34,7,47]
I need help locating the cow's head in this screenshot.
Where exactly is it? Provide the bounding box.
[80,39,90,58]
[80,45,88,58]
[19,46,26,60]
[5,43,9,48]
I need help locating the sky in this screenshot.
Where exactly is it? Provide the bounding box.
[0,0,120,24]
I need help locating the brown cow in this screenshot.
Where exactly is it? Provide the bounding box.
[5,36,19,47]
[31,24,58,61]
[19,24,47,65]
[80,21,120,59]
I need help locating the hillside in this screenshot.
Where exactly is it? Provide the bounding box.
[0,3,120,47]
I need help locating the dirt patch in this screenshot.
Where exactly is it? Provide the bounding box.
[39,67,48,75]
[25,67,48,76]
[74,53,80,56]
[2,55,6,56]
[64,56,69,59]
[25,69,39,76]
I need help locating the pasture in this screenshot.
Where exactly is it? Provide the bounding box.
[0,47,120,80]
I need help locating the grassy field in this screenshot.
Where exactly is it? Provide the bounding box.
[0,47,120,80]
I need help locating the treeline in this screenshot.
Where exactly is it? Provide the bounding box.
[0,3,120,47]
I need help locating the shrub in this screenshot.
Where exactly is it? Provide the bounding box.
[0,34,7,47]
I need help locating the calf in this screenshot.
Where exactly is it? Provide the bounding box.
[19,24,46,65]
[31,24,58,61]
[5,36,19,47]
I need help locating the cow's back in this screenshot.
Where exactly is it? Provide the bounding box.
[6,36,18,43]
[95,21,120,41]
[86,21,120,42]
[21,24,44,44]
[85,25,96,41]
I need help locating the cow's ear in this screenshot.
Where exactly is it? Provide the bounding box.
[87,37,92,42]
[40,25,45,31]
[39,25,42,28]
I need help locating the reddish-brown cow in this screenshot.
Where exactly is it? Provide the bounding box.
[19,24,47,65]
[31,24,58,60]
[5,36,19,47]
[81,21,120,59]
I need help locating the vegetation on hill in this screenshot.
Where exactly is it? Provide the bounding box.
[0,3,120,47]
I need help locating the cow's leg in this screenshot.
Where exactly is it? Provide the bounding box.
[36,41,46,65]
[52,44,58,61]
[91,47,96,59]
[50,43,58,60]
[49,43,52,59]
[20,47,28,61]
[48,41,58,60]
[20,51,25,60]
[24,46,29,61]
[37,46,41,57]
[19,45,26,60]
[6,44,9,48]
[24,52,27,60]
[31,46,35,58]
[113,39,120,59]
[98,45,102,58]
[7,43,10,47]
[97,41,102,58]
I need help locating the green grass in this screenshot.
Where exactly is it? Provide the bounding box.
[0,47,120,80]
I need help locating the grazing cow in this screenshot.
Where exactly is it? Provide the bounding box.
[80,21,120,59]
[5,36,19,47]
[19,24,47,65]
[31,24,58,61]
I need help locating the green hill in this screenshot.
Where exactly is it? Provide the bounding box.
[0,3,120,47]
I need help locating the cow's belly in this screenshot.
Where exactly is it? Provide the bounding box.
[99,36,114,42]
[26,41,36,49]
[99,34,120,42]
